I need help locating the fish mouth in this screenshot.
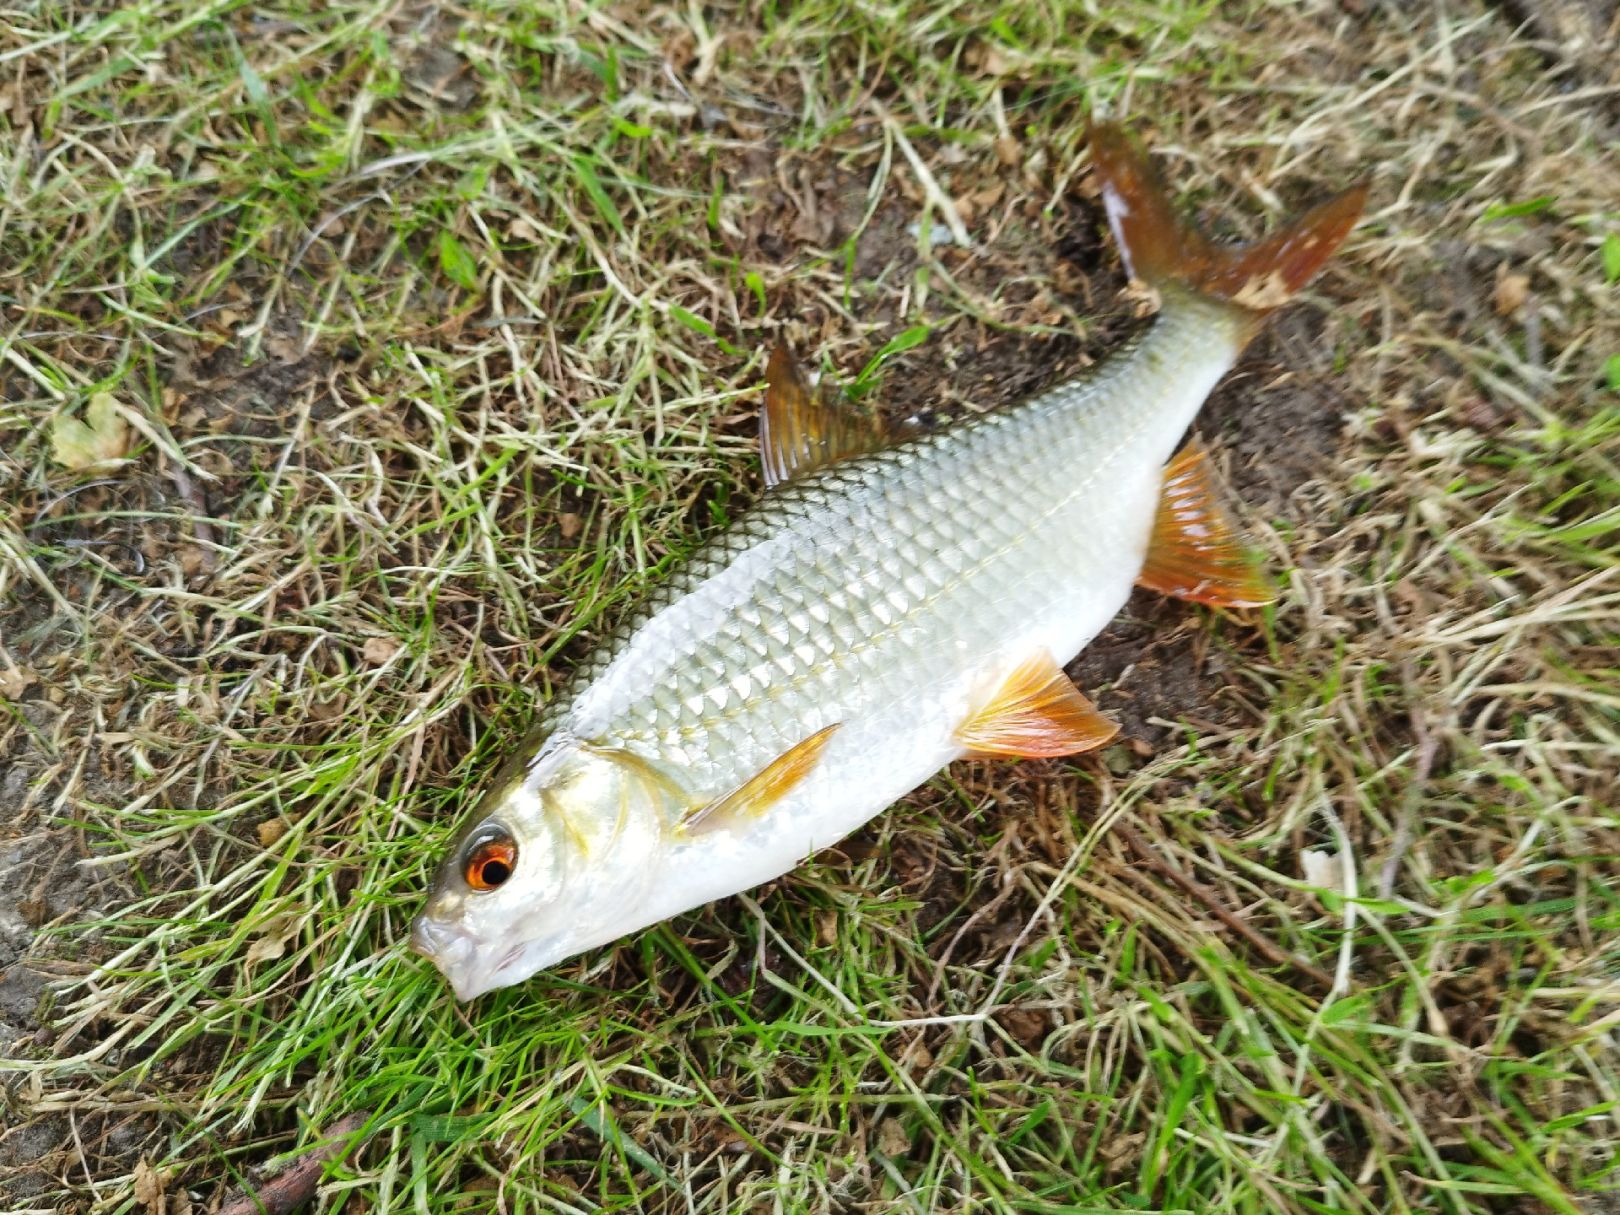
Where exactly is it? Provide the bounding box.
[409,915,549,1001]
[408,913,478,982]
[408,913,456,960]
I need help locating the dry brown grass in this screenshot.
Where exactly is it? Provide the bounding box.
[2,1,1617,1212]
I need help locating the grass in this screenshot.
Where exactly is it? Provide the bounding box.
[2,1,1618,1212]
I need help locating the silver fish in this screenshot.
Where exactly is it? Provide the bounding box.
[411,123,1366,999]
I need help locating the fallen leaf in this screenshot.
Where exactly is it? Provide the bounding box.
[875,1117,909,1157]
[507,215,543,242]
[245,915,300,967]
[362,636,401,665]
[816,910,837,946]
[997,1006,1048,1049]
[979,46,1014,77]
[900,1037,933,1072]
[0,665,36,698]
[179,545,213,577]
[307,696,347,722]
[133,1159,165,1215]
[51,392,131,472]
[1301,848,1347,892]
[968,182,1004,213]
[1122,279,1162,318]
[262,327,306,365]
[1493,272,1530,315]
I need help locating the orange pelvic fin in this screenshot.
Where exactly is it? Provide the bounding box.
[1088,122,1367,331]
[680,723,842,836]
[956,652,1119,759]
[761,345,889,488]
[1138,440,1274,609]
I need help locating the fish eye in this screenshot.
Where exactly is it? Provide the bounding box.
[462,828,517,892]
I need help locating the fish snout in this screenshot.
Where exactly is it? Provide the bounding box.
[410,912,501,999]
[409,913,468,965]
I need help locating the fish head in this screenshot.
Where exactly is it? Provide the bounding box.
[410,733,673,1000]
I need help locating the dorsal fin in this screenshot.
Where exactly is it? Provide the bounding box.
[955,652,1119,759]
[760,344,889,487]
[1137,439,1274,608]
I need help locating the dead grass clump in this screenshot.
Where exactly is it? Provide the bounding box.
[2,1,1617,1212]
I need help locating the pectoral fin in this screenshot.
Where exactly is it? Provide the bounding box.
[1138,440,1275,609]
[955,652,1119,758]
[761,344,889,487]
[680,723,842,836]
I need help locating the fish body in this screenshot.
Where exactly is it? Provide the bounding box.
[412,124,1366,1000]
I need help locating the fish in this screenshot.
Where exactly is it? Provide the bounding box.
[410,122,1367,1000]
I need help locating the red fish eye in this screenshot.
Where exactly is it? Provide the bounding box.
[463,832,517,891]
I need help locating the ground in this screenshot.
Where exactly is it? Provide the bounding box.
[1,1,1617,1213]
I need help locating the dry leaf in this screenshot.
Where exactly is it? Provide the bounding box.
[51,392,131,472]
[257,818,288,848]
[876,1117,910,1157]
[245,915,299,966]
[362,636,401,664]
[1494,272,1530,315]
[816,910,837,946]
[133,1159,165,1215]
[262,327,306,365]
[1122,279,1163,318]
[1301,848,1347,892]
[0,665,36,698]
[968,182,1004,213]
[307,695,347,722]
[900,1037,933,1072]
[979,46,1014,77]
[179,545,213,577]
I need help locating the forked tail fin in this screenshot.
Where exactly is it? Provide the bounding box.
[1088,122,1367,333]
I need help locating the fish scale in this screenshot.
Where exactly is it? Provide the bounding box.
[410,123,1367,999]
[557,299,1243,806]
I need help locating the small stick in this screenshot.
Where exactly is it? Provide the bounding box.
[217,1111,372,1215]
[1114,821,1336,990]
[1377,655,1438,901]
[168,465,218,572]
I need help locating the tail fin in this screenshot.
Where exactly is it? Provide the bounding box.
[1088,122,1366,330]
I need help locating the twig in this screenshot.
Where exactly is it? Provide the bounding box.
[217,1111,372,1215]
[168,466,218,571]
[1114,821,1336,990]
[1377,685,1437,901]
[878,107,973,250]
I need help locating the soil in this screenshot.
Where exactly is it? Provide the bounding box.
[0,102,1350,1197]
[7,0,1612,1206]
[0,828,136,1202]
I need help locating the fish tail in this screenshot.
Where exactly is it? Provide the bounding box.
[1088,121,1366,331]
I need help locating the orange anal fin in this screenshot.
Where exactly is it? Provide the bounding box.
[762,344,889,488]
[680,723,842,836]
[955,652,1119,759]
[1139,439,1275,609]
